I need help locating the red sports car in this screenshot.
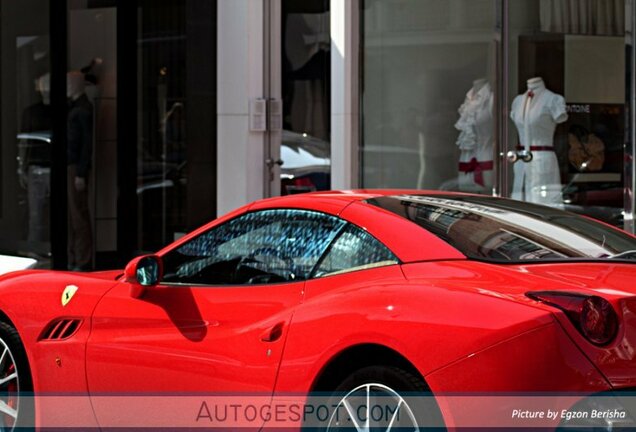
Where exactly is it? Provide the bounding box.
[0,190,635,430]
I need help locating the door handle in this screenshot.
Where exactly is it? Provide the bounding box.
[266,158,284,169]
[506,150,520,163]
[261,322,285,343]
[506,150,533,164]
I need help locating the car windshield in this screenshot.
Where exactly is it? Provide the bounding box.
[367,194,636,263]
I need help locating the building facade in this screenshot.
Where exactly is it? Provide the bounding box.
[0,0,634,269]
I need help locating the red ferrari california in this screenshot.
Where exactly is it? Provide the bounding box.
[0,190,635,430]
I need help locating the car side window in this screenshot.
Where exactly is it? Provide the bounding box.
[162,209,345,285]
[314,224,399,278]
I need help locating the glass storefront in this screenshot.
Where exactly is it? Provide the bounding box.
[506,0,626,226]
[0,0,217,270]
[1,0,51,265]
[361,0,632,229]
[361,0,497,193]
[136,0,218,253]
[281,0,331,195]
[68,1,117,271]
[0,0,633,270]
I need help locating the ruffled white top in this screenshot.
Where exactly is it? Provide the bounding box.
[455,80,494,163]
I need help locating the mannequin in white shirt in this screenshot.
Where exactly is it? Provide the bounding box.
[455,78,494,192]
[510,77,568,206]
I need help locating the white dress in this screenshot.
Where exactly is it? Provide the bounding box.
[510,84,568,205]
[455,82,494,192]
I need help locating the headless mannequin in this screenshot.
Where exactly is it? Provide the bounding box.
[455,77,494,192]
[66,71,94,270]
[20,74,53,244]
[472,78,487,92]
[67,72,89,191]
[67,71,84,99]
[37,74,51,105]
[510,77,568,205]
[21,74,52,133]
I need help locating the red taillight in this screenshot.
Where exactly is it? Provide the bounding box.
[526,292,619,346]
[581,296,619,345]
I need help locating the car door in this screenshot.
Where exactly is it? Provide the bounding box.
[85,209,345,428]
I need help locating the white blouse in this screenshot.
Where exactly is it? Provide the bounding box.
[510,79,568,206]
[510,83,568,149]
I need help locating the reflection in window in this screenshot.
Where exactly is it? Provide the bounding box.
[281,0,331,195]
[137,1,189,251]
[368,194,636,262]
[15,31,51,265]
[361,0,496,192]
[479,230,565,261]
[315,225,398,277]
[163,210,345,285]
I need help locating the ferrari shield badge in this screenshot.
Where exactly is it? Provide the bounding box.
[61,285,79,307]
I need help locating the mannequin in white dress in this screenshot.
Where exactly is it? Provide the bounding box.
[455,78,494,192]
[510,77,568,205]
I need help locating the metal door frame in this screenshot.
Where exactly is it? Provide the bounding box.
[264,0,283,197]
[625,0,635,233]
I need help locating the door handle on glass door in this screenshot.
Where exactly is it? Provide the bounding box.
[506,150,533,164]
[266,159,284,169]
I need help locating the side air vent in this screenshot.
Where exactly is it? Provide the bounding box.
[39,319,83,341]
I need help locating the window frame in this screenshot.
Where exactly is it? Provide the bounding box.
[159,207,401,287]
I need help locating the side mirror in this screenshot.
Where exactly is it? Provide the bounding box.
[124,255,163,298]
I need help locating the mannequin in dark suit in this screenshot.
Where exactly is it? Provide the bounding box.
[20,74,52,245]
[66,71,93,271]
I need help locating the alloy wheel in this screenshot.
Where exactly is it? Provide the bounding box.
[0,338,19,431]
[326,382,419,431]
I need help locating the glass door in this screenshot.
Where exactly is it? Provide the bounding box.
[136,0,189,252]
[132,0,217,255]
[68,1,117,271]
[266,0,331,197]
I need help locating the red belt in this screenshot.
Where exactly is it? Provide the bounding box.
[517,146,555,152]
[458,158,493,187]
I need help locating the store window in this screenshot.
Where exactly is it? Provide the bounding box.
[0,0,51,266]
[136,1,188,252]
[281,0,331,195]
[135,0,217,253]
[361,0,629,229]
[360,0,498,193]
[68,1,117,271]
[506,0,626,227]
[0,0,218,270]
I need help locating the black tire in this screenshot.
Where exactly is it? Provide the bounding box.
[0,321,34,431]
[334,365,427,394]
[308,366,445,431]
